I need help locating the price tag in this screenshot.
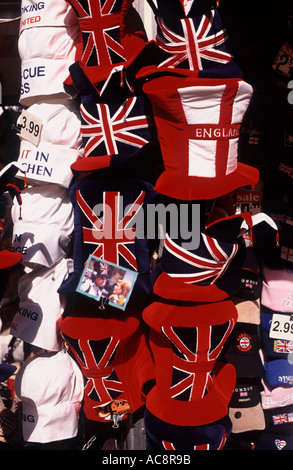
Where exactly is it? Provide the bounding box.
[17,109,43,146]
[269,313,293,341]
[272,42,293,78]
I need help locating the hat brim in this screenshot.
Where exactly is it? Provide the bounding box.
[0,250,23,270]
[153,163,259,200]
[0,363,17,382]
[145,362,236,426]
[70,155,112,173]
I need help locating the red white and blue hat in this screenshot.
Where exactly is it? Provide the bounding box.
[141,72,259,200]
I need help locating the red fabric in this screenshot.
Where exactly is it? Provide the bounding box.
[60,302,155,422]
[0,250,23,270]
[142,73,259,200]
[142,299,237,425]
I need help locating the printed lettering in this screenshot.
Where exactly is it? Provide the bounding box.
[18,307,38,322]
[21,2,45,14]
[23,414,35,423]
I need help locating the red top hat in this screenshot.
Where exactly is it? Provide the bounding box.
[141,72,259,200]
[142,299,237,425]
[61,301,155,423]
[66,0,147,85]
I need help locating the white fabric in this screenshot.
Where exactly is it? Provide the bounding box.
[19,56,77,106]
[19,0,78,31]
[11,184,74,268]
[14,350,84,443]
[18,26,79,62]
[16,100,82,186]
[10,258,73,351]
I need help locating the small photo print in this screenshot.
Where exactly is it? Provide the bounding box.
[77,255,138,311]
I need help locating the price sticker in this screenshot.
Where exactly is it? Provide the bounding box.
[17,109,43,146]
[269,313,293,341]
[272,42,293,78]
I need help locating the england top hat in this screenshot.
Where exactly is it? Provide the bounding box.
[141,72,259,200]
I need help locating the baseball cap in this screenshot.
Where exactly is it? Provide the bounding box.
[261,265,293,314]
[11,183,74,269]
[10,257,73,352]
[19,0,78,32]
[15,99,82,188]
[264,359,293,388]
[220,322,264,378]
[14,350,84,443]
[228,380,265,433]
[261,379,293,410]
[0,363,17,383]
[144,409,232,450]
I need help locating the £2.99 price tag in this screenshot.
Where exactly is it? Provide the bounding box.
[269,313,293,341]
[17,109,43,146]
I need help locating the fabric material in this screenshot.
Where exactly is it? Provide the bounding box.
[142,73,259,200]
[10,258,73,352]
[66,0,147,84]
[144,409,231,450]
[142,299,237,426]
[19,0,78,31]
[11,183,73,268]
[228,381,265,433]
[261,311,293,361]
[60,298,155,423]
[58,176,155,296]
[16,100,82,187]
[219,322,263,378]
[264,359,293,388]
[261,265,293,313]
[68,62,158,173]
[261,379,293,410]
[14,350,84,443]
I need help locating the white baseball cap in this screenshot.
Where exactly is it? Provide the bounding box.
[10,257,74,352]
[14,350,84,443]
[11,183,74,268]
[19,24,79,106]
[19,0,78,32]
[15,100,82,187]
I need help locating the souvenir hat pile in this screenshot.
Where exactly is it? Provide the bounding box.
[5,0,86,446]
[4,0,284,451]
[254,265,293,450]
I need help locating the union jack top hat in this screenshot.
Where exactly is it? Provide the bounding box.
[141,72,259,200]
[66,0,147,85]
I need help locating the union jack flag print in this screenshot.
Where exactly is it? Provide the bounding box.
[275,340,293,354]
[155,10,232,72]
[161,435,227,450]
[162,233,238,285]
[161,319,234,401]
[62,332,124,404]
[80,96,151,158]
[68,0,129,69]
[76,189,145,270]
[273,413,289,426]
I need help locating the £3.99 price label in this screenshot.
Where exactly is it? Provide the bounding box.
[269,313,293,341]
[17,109,43,146]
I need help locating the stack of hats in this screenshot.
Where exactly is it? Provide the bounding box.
[6,0,85,446]
[54,0,160,442]
[255,265,293,450]
[219,246,266,449]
